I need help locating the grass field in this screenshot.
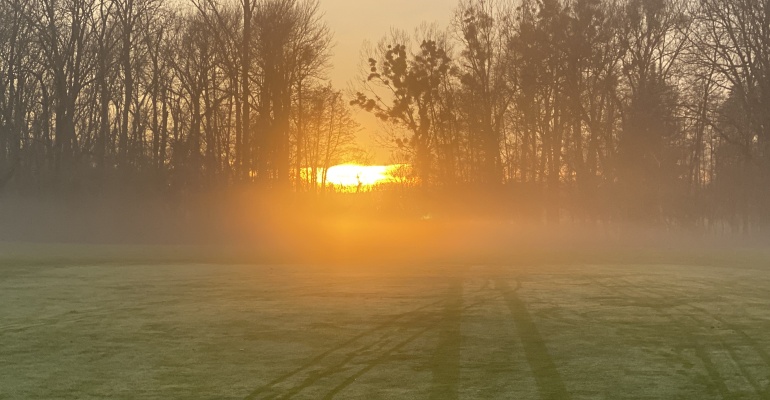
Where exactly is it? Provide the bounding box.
[2,244,770,399]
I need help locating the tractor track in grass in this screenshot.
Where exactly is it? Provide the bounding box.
[685,303,770,399]
[247,277,494,400]
[627,276,770,398]
[241,298,445,399]
[318,319,438,400]
[633,282,770,400]
[320,286,493,399]
[592,274,770,400]
[590,275,733,398]
[0,293,211,334]
[722,340,770,398]
[274,323,423,399]
[244,275,486,400]
[0,303,162,334]
[610,276,735,399]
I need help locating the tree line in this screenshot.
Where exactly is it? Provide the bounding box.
[1,0,769,231]
[0,0,359,194]
[353,0,770,231]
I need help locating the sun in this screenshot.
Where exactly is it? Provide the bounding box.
[324,164,407,190]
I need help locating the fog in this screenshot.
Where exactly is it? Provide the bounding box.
[2,187,765,267]
[3,0,770,248]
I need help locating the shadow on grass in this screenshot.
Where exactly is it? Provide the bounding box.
[499,279,570,400]
[428,278,463,400]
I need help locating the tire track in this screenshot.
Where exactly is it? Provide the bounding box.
[0,299,182,334]
[274,326,412,399]
[497,278,571,400]
[637,283,770,400]
[320,320,437,400]
[624,277,770,398]
[688,303,770,368]
[242,298,445,400]
[592,275,769,399]
[590,276,731,398]
[723,341,768,398]
[272,303,451,400]
[319,293,492,399]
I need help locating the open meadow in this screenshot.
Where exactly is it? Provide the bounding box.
[2,244,770,399]
[3,0,770,397]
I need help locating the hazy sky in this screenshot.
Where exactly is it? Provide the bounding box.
[320,0,458,161]
[321,0,457,88]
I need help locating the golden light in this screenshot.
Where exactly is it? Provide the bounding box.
[324,164,408,190]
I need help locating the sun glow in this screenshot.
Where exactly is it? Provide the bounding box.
[327,165,387,186]
[320,164,409,191]
[300,164,411,192]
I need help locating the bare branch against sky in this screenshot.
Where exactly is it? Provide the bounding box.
[321,0,457,88]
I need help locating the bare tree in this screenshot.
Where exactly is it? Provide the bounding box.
[453,0,510,185]
[253,0,330,187]
[295,83,360,191]
[351,28,453,186]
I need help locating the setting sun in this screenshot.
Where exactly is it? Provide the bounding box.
[324,164,407,189]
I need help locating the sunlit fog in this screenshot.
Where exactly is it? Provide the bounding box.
[2,0,770,398]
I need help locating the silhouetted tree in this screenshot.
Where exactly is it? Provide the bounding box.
[351,29,452,185]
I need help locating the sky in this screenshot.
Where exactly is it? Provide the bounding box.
[319,0,458,162]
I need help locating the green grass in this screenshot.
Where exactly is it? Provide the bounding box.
[1,244,770,399]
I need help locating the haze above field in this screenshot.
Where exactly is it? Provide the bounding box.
[2,0,770,241]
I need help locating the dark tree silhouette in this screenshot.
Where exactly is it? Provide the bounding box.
[0,0,769,233]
